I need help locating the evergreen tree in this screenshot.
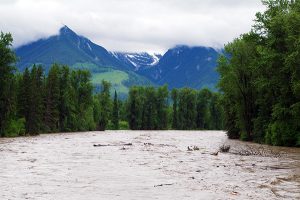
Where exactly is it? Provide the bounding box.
[58,65,75,132]
[26,65,44,135]
[18,68,30,122]
[98,80,111,131]
[128,87,139,130]
[156,85,169,130]
[112,90,119,130]
[0,32,16,136]
[143,87,156,130]
[171,89,178,129]
[44,64,60,132]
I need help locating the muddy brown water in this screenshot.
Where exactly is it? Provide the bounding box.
[0,131,299,200]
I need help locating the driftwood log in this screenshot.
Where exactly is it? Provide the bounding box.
[93,143,133,147]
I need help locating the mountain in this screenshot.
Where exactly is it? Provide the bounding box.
[139,45,220,89]
[111,52,162,71]
[15,25,128,71]
[15,25,221,92]
[15,26,154,96]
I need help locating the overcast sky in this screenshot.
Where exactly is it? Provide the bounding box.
[0,0,265,53]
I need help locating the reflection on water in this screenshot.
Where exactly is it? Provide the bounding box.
[0,131,299,200]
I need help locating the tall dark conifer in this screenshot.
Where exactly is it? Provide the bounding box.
[26,65,44,135]
[156,85,168,130]
[112,90,119,130]
[171,89,178,129]
[44,64,60,132]
[128,87,138,130]
[0,32,16,136]
[98,80,111,131]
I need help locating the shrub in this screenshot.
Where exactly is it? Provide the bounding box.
[119,121,129,130]
[240,131,250,141]
[266,121,297,146]
[4,118,26,137]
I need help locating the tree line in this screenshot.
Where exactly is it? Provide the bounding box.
[127,86,223,130]
[0,32,223,137]
[217,0,300,146]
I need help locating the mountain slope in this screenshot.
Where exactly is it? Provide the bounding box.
[15,25,127,71]
[139,45,220,89]
[15,26,221,91]
[111,52,162,71]
[14,26,154,96]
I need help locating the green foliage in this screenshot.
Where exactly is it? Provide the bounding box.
[0,32,16,137]
[44,64,60,132]
[171,89,178,129]
[218,0,300,146]
[196,88,211,129]
[4,118,25,137]
[127,85,171,130]
[97,80,111,131]
[127,87,140,130]
[0,28,258,138]
[297,134,300,147]
[119,121,129,130]
[156,85,169,130]
[240,131,250,141]
[2,58,97,136]
[178,88,197,130]
[25,65,44,135]
[112,90,120,130]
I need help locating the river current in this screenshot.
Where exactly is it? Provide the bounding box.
[0,131,299,199]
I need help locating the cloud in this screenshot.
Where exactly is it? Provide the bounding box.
[0,0,265,53]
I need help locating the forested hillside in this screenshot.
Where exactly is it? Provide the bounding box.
[0,32,223,136]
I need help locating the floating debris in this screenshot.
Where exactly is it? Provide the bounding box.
[187,146,200,151]
[219,144,230,152]
[93,143,133,147]
[154,183,174,187]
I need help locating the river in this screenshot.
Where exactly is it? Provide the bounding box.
[0,131,299,200]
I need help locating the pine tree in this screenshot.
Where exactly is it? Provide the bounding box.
[26,65,44,135]
[0,32,16,136]
[98,80,111,131]
[128,87,138,130]
[58,65,75,131]
[143,87,156,130]
[112,90,119,130]
[171,89,178,129]
[44,64,60,132]
[156,85,168,130]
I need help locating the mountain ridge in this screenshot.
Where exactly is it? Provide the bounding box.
[15,25,221,90]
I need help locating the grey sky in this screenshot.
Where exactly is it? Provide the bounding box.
[0,0,265,53]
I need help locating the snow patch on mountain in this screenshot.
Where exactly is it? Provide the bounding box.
[111,52,162,71]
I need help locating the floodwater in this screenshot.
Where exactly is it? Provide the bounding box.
[0,131,299,200]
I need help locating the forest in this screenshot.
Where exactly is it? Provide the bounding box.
[0,34,223,137]
[0,0,299,147]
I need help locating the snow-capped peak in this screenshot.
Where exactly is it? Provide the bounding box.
[111,52,162,71]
